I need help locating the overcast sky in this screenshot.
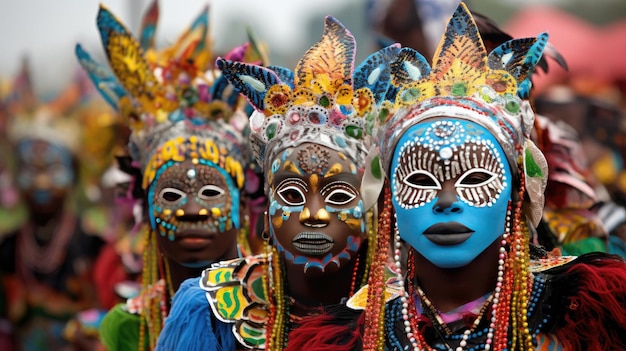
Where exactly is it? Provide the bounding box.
[0,0,357,95]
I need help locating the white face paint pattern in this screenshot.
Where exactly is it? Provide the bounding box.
[390,118,513,268]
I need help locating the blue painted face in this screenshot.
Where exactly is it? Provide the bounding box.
[390,118,512,268]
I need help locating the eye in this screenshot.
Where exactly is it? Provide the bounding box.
[325,189,356,205]
[159,187,187,204]
[322,182,358,206]
[198,185,225,201]
[455,169,497,187]
[277,186,306,206]
[402,170,441,190]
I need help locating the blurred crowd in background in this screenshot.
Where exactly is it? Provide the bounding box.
[0,0,625,350]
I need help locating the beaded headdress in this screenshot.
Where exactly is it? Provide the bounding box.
[372,2,549,226]
[7,59,83,154]
[216,16,400,179]
[205,16,400,350]
[76,3,257,190]
[362,3,551,350]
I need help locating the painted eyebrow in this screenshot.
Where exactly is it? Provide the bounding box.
[321,172,359,185]
[271,171,307,187]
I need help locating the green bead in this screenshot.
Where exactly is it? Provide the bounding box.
[319,95,331,107]
[345,125,363,139]
[266,122,278,139]
[451,82,467,96]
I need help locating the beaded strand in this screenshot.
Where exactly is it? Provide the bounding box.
[363,184,393,351]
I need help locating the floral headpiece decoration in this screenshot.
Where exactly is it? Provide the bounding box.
[372,2,550,226]
[76,2,262,190]
[216,16,400,184]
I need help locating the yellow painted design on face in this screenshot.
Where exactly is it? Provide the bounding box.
[282,160,302,175]
[325,163,343,178]
[310,174,319,192]
[344,218,362,231]
[337,151,347,160]
[299,207,311,222]
[272,215,283,228]
[211,207,222,217]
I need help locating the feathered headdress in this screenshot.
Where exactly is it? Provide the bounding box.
[215,16,400,179]
[362,4,552,350]
[7,58,84,154]
[76,2,262,190]
[372,2,549,226]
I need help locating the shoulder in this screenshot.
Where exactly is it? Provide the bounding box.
[535,252,626,350]
[200,255,269,349]
[100,303,142,351]
[158,277,237,351]
[201,255,269,322]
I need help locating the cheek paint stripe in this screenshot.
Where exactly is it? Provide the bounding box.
[471,187,480,203]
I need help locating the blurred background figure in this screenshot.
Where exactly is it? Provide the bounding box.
[0,59,106,351]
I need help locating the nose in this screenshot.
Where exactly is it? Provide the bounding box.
[299,203,331,228]
[34,174,52,190]
[432,181,462,214]
[175,198,211,222]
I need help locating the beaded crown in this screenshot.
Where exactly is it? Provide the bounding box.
[77,2,262,189]
[216,16,400,172]
[374,2,550,225]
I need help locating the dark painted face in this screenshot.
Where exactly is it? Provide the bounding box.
[148,158,241,268]
[16,138,75,213]
[267,143,366,274]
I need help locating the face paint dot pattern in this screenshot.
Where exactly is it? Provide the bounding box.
[393,119,508,209]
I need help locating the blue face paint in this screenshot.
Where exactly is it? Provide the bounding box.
[390,119,512,268]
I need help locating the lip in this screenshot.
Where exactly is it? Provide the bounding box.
[176,229,215,250]
[292,232,334,256]
[423,222,475,246]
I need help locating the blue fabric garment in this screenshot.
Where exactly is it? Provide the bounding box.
[156,277,235,351]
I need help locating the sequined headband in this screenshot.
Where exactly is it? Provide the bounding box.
[216,16,400,172]
[372,2,549,226]
[76,2,257,189]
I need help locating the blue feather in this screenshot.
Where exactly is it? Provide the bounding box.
[354,44,401,106]
[488,32,549,99]
[267,65,294,89]
[96,6,130,49]
[75,43,127,110]
[386,47,431,101]
[216,58,282,111]
[210,76,239,109]
[156,277,235,351]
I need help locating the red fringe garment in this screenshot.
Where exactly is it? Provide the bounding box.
[284,304,364,351]
[547,253,626,351]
